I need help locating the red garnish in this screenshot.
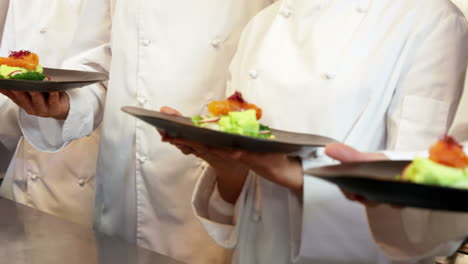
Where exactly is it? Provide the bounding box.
[45,75,51,81]
[429,135,468,168]
[7,70,23,77]
[199,117,221,124]
[440,134,463,149]
[228,91,246,104]
[9,50,32,59]
[0,51,39,70]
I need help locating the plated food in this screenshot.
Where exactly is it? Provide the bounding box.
[0,50,49,81]
[122,104,335,153]
[0,51,108,92]
[304,136,468,211]
[191,92,274,139]
[400,136,468,189]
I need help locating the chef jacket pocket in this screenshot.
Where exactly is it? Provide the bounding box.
[395,95,450,151]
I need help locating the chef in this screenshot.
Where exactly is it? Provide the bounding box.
[0,0,276,263]
[0,0,97,226]
[160,0,468,263]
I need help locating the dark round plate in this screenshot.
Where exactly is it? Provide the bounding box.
[305,160,468,212]
[0,68,108,92]
[121,106,337,153]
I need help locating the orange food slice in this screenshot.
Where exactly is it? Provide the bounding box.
[208,92,262,119]
[0,51,39,71]
[429,135,468,168]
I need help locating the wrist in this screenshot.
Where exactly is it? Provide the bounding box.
[285,156,304,194]
[54,92,70,120]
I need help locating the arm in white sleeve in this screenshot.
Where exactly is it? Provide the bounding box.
[0,96,21,150]
[385,12,468,152]
[192,163,254,249]
[449,69,468,145]
[289,151,377,263]
[367,206,468,262]
[18,0,111,152]
[367,11,468,262]
[0,0,8,45]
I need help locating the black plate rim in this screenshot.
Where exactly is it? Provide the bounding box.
[0,67,109,83]
[121,105,338,148]
[305,160,468,192]
[305,160,468,212]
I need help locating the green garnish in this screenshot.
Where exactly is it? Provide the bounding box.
[191,115,203,125]
[10,71,46,81]
[192,110,274,139]
[400,157,468,189]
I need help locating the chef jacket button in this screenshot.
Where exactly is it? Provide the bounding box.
[40,28,47,34]
[141,39,151,47]
[356,7,367,13]
[78,179,86,186]
[137,96,147,106]
[138,156,148,164]
[253,214,262,222]
[280,8,292,18]
[249,70,258,79]
[211,38,221,48]
[322,73,336,80]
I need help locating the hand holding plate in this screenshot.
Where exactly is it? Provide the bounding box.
[159,106,249,203]
[325,143,393,207]
[0,90,69,120]
[211,149,304,194]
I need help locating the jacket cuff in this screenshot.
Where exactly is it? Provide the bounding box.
[366,206,466,262]
[0,97,22,150]
[380,151,427,160]
[18,88,94,152]
[192,164,251,249]
[63,88,95,142]
[19,109,67,152]
[293,175,384,262]
[208,183,235,224]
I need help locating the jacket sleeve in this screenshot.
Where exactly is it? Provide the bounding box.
[449,69,468,145]
[385,13,468,152]
[367,206,468,262]
[18,0,111,152]
[367,10,468,262]
[0,97,21,151]
[192,163,254,249]
[289,153,391,263]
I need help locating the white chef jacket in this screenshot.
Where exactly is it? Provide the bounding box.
[191,0,468,263]
[17,0,276,263]
[0,0,97,227]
